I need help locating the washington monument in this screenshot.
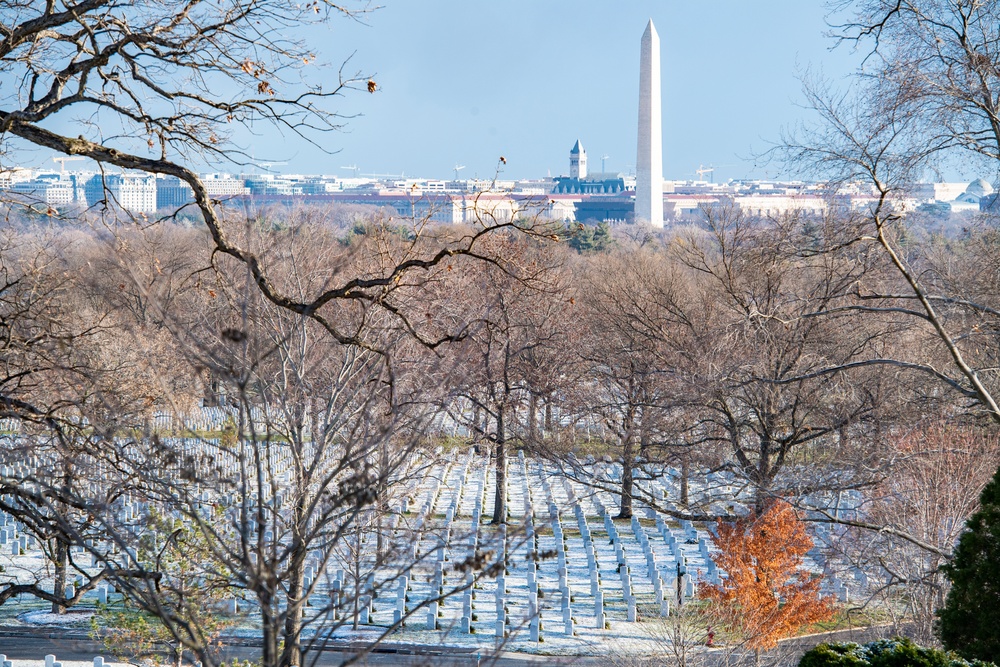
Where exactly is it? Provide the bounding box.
[635,19,663,228]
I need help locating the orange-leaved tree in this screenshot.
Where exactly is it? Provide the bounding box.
[700,500,832,657]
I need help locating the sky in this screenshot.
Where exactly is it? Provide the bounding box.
[281,1,866,182]
[10,1,869,182]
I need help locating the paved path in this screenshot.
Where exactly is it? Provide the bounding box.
[0,623,901,667]
[0,634,591,667]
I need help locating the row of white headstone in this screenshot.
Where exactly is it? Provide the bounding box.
[381,449,726,640]
[1,441,848,645]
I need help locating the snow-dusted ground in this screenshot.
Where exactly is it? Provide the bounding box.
[0,449,852,658]
[20,610,95,625]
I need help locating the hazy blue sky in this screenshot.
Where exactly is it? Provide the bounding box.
[12,2,867,180]
[284,1,865,181]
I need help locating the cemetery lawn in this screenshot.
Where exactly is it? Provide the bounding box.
[802,607,893,634]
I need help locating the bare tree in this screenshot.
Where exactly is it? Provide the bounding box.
[564,247,679,519]
[0,0,547,361]
[0,214,501,666]
[835,421,1000,642]
[0,225,152,614]
[640,209,898,514]
[65,238,447,666]
[834,0,1000,170]
[781,2,1000,427]
[446,233,567,524]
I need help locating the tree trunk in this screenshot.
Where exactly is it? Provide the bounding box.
[376,435,390,558]
[680,457,690,508]
[261,598,278,667]
[492,411,507,524]
[617,408,636,519]
[527,392,538,446]
[281,548,305,666]
[674,620,688,667]
[618,462,634,519]
[51,536,68,614]
[754,434,772,515]
[617,429,634,519]
[52,460,74,614]
[640,410,651,458]
[352,522,362,630]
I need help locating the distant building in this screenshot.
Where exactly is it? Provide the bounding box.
[156,175,194,209]
[85,173,157,213]
[202,174,249,197]
[553,140,626,195]
[553,173,627,195]
[916,178,995,214]
[9,172,78,206]
[226,191,559,225]
[244,173,298,196]
[733,194,827,217]
[156,173,253,210]
[980,194,1000,212]
[911,182,975,202]
[958,178,994,203]
[573,196,633,224]
[664,194,721,218]
[0,167,34,188]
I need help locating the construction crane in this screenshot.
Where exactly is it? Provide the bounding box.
[601,154,610,173]
[340,165,361,177]
[52,156,85,173]
[453,164,466,180]
[254,161,288,173]
[695,164,715,182]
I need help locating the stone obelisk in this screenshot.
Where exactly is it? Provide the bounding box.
[635,19,663,228]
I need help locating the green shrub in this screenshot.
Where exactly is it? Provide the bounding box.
[867,638,949,667]
[800,642,870,667]
[800,638,998,667]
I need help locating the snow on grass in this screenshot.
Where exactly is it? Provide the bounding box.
[20,609,95,626]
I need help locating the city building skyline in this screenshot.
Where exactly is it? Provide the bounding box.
[5,159,995,223]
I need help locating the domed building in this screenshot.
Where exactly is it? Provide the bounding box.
[917,178,1000,214]
[957,178,995,204]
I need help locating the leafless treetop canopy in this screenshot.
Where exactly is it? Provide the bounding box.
[0,0,369,166]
